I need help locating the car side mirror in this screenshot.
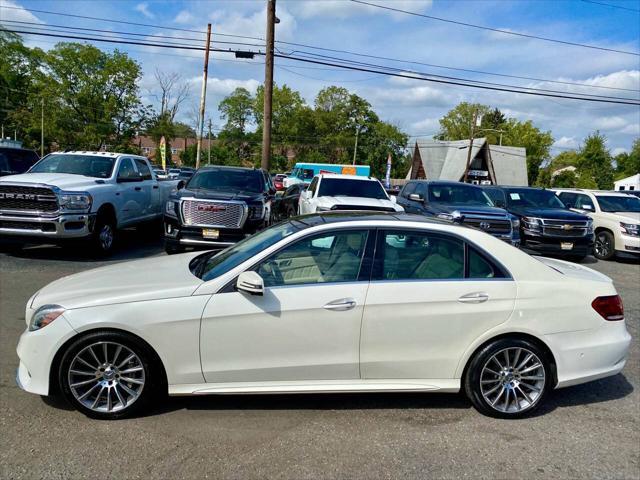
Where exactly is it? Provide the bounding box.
[495,199,506,208]
[565,203,573,209]
[268,187,277,195]
[236,271,264,296]
[408,193,424,202]
[177,180,186,190]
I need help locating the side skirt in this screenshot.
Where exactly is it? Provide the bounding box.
[168,379,461,396]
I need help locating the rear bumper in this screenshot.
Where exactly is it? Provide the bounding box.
[0,212,95,240]
[545,321,632,388]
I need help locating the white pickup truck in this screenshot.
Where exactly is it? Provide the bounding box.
[0,151,179,255]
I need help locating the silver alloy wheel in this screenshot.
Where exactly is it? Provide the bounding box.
[480,347,545,414]
[98,224,114,251]
[68,341,145,413]
[594,232,612,258]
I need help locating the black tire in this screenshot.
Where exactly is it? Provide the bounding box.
[464,338,552,419]
[91,212,116,257]
[594,230,615,260]
[286,206,296,219]
[58,331,164,420]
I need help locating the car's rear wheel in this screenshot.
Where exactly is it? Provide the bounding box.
[58,331,161,419]
[594,230,615,260]
[464,338,551,418]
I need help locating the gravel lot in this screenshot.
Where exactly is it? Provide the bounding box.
[1,233,638,479]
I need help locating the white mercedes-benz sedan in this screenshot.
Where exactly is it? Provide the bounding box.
[17,213,631,419]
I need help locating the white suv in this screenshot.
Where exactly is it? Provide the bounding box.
[299,174,404,215]
[553,189,640,260]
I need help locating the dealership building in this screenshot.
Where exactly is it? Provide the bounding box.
[407,138,528,186]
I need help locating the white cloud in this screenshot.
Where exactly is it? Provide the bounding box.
[554,136,578,149]
[621,123,640,135]
[612,147,628,156]
[593,116,628,131]
[209,5,297,42]
[174,10,195,25]
[409,117,440,135]
[0,0,43,23]
[135,2,154,19]
[188,76,261,96]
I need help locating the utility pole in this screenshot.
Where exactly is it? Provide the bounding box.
[261,0,277,171]
[40,98,44,157]
[195,23,212,170]
[463,109,479,183]
[352,126,360,165]
[207,118,212,165]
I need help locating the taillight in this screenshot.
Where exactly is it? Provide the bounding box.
[592,295,624,321]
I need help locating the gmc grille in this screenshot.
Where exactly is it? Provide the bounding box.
[0,185,58,213]
[181,200,246,228]
[542,219,589,237]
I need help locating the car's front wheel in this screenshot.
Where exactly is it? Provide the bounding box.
[58,331,162,419]
[594,230,615,260]
[464,338,551,419]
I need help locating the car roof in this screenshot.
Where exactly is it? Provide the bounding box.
[198,165,262,173]
[317,174,375,181]
[554,188,636,197]
[284,211,452,229]
[407,180,483,188]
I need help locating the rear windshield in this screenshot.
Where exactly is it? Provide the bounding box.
[30,154,115,178]
[318,178,388,200]
[596,195,640,213]
[506,188,566,209]
[0,148,39,175]
[187,169,263,193]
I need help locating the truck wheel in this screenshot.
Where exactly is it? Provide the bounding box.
[92,214,116,256]
[594,231,615,260]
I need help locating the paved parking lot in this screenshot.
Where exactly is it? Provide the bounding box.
[1,234,638,479]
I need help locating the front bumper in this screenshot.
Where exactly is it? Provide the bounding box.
[546,321,632,388]
[618,232,640,254]
[521,232,594,256]
[164,215,263,249]
[0,212,95,240]
[16,314,78,396]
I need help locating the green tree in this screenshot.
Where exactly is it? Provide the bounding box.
[218,87,254,137]
[501,119,554,185]
[551,170,577,188]
[577,131,614,190]
[435,102,491,141]
[615,138,640,179]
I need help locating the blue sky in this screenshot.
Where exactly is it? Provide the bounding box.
[2,0,639,156]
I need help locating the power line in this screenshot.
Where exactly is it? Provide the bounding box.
[581,0,640,12]
[3,27,639,105]
[3,4,637,94]
[350,0,640,56]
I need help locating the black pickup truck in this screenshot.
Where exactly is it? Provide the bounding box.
[163,166,275,254]
[482,186,594,259]
[397,180,520,245]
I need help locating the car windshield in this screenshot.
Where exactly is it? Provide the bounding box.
[196,221,302,281]
[596,195,640,213]
[0,148,39,175]
[318,178,388,200]
[428,184,493,206]
[506,188,566,209]
[187,169,263,193]
[29,154,115,178]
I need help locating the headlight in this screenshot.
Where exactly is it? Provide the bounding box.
[620,222,640,237]
[522,216,542,231]
[587,219,594,234]
[165,200,178,217]
[58,192,92,211]
[248,205,265,220]
[29,304,65,331]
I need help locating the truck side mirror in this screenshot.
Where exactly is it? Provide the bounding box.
[408,193,424,202]
[495,199,506,208]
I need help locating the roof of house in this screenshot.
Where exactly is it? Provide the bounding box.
[412,138,528,186]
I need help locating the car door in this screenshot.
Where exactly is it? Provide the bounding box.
[115,158,142,224]
[299,176,319,214]
[200,228,372,384]
[360,228,517,380]
[133,158,159,218]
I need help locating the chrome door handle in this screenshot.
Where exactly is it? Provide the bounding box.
[458,292,489,304]
[323,298,357,311]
